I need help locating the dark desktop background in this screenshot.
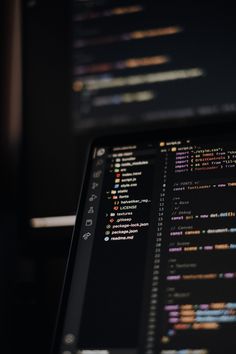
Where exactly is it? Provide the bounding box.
[2,0,236,353]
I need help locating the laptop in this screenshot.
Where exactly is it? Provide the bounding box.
[52,120,236,354]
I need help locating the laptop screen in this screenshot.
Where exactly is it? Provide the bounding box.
[54,125,236,354]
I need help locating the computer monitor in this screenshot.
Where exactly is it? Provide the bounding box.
[72,0,236,130]
[53,120,236,354]
[23,0,236,235]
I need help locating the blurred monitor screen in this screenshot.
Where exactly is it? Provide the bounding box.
[72,0,236,130]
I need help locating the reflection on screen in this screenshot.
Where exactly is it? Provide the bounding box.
[59,134,236,354]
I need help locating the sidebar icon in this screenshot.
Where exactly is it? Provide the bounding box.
[80,148,106,241]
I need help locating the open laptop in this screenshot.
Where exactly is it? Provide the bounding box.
[52,120,236,354]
